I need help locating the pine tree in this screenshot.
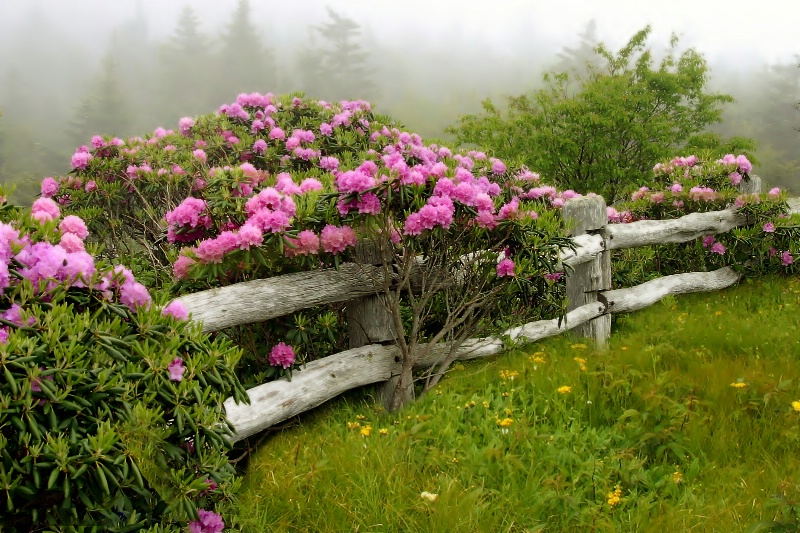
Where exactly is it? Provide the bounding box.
[68,53,132,147]
[553,19,601,74]
[212,0,277,103]
[156,6,216,122]
[299,7,375,101]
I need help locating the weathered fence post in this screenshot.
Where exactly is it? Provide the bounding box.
[562,196,611,348]
[345,242,411,410]
[738,175,762,195]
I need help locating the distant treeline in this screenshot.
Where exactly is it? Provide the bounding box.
[0,2,797,202]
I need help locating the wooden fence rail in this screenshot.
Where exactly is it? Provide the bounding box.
[174,176,800,442]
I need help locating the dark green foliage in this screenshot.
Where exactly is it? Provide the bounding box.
[0,206,248,531]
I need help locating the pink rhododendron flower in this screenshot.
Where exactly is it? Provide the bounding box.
[768,187,781,198]
[320,123,333,136]
[710,242,726,255]
[320,225,357,254]
[763,222,776,233]
[59,232,85,253]
[496,258,515,277]
[162,300,189,321]
[269,127,286,141]
[300,178,323,193]
[41,177,59,197]
[188,509,225,533]
[269,342,296,369]
[545,272,564,282]
[173,254,195,279]
[59,215,89,239]
[670,183,683,194]
[168,357,186,382]
[71,151,93,170]
[782,251,794,266]
[702,235,716,248]
[729,172,742,186]
[193,149,207,163]
[490,159,507,174]
[85,180,97,192]
[285,230,320,257]
[178,117,194,135]
[119,281,152,310]
[632,186,650,201]
[31,198,61,222]
[236,223,263,249]
[736,154,753,174]
[253,139,268,155]
[249,208,291,234]
[166,197,208,228]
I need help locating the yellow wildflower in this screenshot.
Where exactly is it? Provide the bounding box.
[378,428,389,436]
[574,357,587,371]
[621,346,628,351]
[672,471,683,484]
[606,484,622,507]
[356,414,366,421]
[502,391,510,397]
[360,425,373,437]
[464,400,476,409]
[570,343,587,350]
[496,418,514,428]
[346,421,361,430]
[557,385,572,394]
[420,491,438,502]
[500,369,519,381]
[715,310,723,316]
[482,401,490,408]
[792,401,800,412]
[730,382,748,389]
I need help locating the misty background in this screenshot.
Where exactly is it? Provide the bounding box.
[0,0,798,201]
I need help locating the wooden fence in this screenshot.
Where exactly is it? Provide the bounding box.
[176,177,796,442]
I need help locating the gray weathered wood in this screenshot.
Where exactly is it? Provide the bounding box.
[225,344,399,441]
[562,196,611,347]
[606,208,748,250]
[224,266,747,441]
[738,175,762,194]
[604,266,741,314]
[176,263,385,332]
[560,233,605,268]
[226,299,606,441]
[344,241,407,411]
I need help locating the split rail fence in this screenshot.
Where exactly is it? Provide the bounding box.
[176,176,796,442]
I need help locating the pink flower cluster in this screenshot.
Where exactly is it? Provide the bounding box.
[269,342,296,368]
[188,509,225,533]
[165,197,211,244]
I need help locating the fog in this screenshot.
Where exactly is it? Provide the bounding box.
[1,0,798,200]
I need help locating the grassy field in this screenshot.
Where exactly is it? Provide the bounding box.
[233,276,800,532]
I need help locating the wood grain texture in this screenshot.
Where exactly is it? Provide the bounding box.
[606,208,748,250]
[177,263,385,332]
[603,267,741,314]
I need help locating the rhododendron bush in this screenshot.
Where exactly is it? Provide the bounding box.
[43,91,798,408]
[611,154,798,286]
[46,93,575,396]
[0,195,247,531]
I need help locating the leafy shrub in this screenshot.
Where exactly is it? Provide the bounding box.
[448,26,752,203]
[44,93,577,398]
[610,154,797,288]
[0,196,248,531]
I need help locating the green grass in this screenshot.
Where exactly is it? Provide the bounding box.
[233,276,800,532]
